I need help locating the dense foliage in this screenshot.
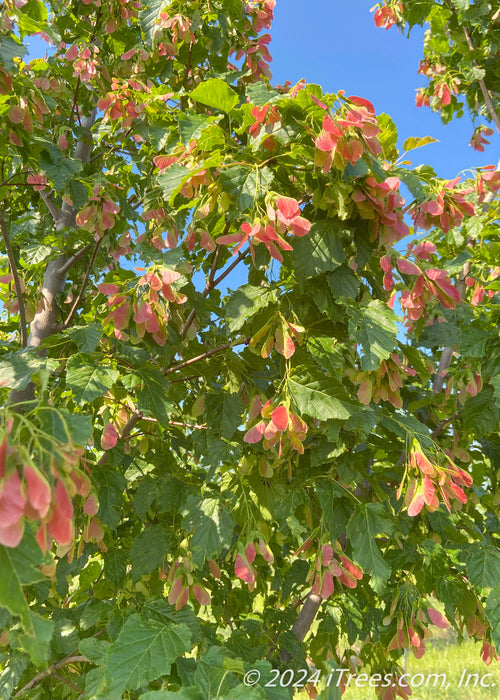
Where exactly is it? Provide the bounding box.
[0,0,499,698]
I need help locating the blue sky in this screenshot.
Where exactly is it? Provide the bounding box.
[268,0,498,180]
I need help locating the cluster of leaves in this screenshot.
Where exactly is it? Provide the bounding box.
[0,1,499,699]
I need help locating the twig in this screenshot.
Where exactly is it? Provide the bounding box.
[164,338,249,376]
[457,21,500,134]
[62,237,103,329]
[0,208,28,347]
[180,236,225,340]
[69,77,81,127]
[170,373,203,384]
[212,249,248,288]
[430,409,462,438]
[14,655,90,696]
[180,246,248,339]
[97,410,143,467]
[50,673,82,693]
[58,244,93,276]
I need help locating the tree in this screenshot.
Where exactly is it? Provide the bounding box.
[0,0,499,698]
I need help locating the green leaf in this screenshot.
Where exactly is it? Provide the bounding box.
[462,387,500,437]
[0,546,33,631]
[194,647,231,698]
[0,654,29,700]
[39,146,82,193]
[326,265,360,299]
[20,613,54,666]
[346,503,394,591]
[464,545,500,588]
[66,322,103,354]
[307,337,345,374]
[39,409,92,446]
[190,78,239,113]
[419,322,461,348]
[289,375,360,421]
[130,525,171,581]
[96,467,126,528]
[377,113,399,161]
[79,638,110,665]
[4,529,46,586]
[182,496,234,567]
[0,351,46,391]
[290,221,345,279]
[402,135,439,153]
[225,284,275,332]
[205,392,244,438]
[104,548,128,588]
[0,35,26,70]
[104,614,191,698]
[491,376,500,405]
[219,166,259,214]
[158,164,191,201]
[245,82,280,106]
[140,0,172,44]
[486,588,500,653]
[19,244,53,268]
[348,300,398,371]
[66,357,119,406]
[136,369,172,424]
[178,114,218,146]
[317,481,350,542]
[393,168,426,201]
[380,413,433,450]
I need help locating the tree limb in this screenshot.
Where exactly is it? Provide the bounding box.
[0,208,28,347]
[280,591,322,663]
[14,654,90,697]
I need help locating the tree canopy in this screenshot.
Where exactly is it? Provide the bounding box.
[0,1,499,698]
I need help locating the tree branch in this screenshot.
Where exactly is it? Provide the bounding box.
[39,188,63,223]
[61,236,103,329]
[459,22,500,134]
[180,246,248,340]
[14,654,90,697]
[280,591,322,663]
[164,337,249,376]
[58,244,93,276]
[97,410,143,467]
[0,208,28,347]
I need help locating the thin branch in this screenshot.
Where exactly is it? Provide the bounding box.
[459,23,500,134]
[207,244,223,290]
[58,244,93,276]
[170,373,203,384]
[0,208,28,347]
[69,77,81,127]
[14,655,90,697]
[61,237,103,329]
[180,236,225,340]
[97,410,143,467]
[211,249,248,289]
[430,409,462,438]
[164,337,249,376]
[50,673,82,693]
